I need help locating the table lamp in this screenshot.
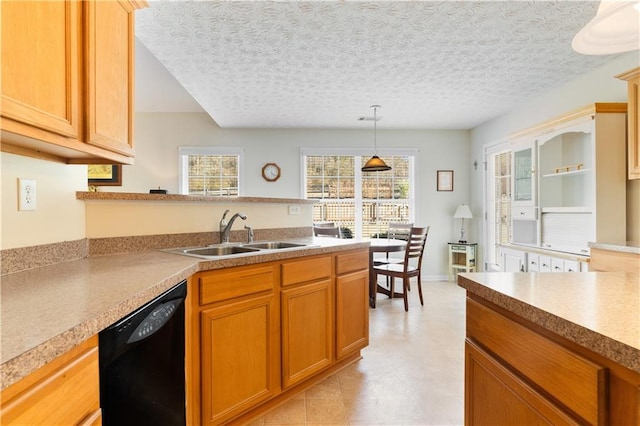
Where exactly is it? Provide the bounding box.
[454,204,473,243]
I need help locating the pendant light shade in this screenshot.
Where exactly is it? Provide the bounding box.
[362,105,391,172]
[362,155,391,171]
[572,0,640,54]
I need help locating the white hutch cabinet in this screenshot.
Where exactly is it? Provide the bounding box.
[502,103,627,272]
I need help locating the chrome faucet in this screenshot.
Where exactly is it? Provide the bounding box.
[219,209,247,243]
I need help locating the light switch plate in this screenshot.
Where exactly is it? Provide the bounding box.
[18,178,36,211]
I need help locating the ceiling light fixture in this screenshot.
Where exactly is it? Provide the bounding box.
[572,0,640,54]
[361,105,391,172]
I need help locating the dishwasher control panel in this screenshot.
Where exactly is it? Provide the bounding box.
[127,299,181,343]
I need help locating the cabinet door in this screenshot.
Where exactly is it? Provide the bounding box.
[503,249,525,272]
[85,0,136,156]
[512,142,536,206]
[465,341,579,425]
[629,71,640,179]
[526,253,538,272]
[281,279,333,389]
[1,1,80,138]
[336,270,369,360]
[539,255,552,272]
[551,257,565,273]
[200,294,279,425]
[617,68,640,179]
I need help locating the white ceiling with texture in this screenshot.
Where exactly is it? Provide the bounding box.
[135,0,620,129]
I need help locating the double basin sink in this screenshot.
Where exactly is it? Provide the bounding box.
[164,241,315,259]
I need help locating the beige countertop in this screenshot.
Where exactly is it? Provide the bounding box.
[458,272,640,374]
[589,241,640,255]
[0,238,367,390]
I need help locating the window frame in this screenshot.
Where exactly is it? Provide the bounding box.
[178,146,244,196]
[301,147,417,238]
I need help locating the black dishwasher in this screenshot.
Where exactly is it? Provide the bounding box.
[99,280,187,426]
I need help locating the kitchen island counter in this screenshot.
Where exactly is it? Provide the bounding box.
[0,237,367,390]
[459,271,640,424]
[458,271,640,374]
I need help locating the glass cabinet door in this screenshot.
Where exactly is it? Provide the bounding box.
[512,143,535,205]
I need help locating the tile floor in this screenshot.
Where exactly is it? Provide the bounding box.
[250,280,466,425]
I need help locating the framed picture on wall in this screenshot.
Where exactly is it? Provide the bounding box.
[437,170,454,191]
[88,165,122,186]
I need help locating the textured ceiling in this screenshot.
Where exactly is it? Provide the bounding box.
[135,1,620,129]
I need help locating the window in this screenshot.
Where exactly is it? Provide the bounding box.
[178,147,243,196]
[303,149,415,238]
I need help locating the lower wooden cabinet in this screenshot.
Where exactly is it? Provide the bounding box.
[335,265,369,359]
[201,294,279,425]
[0,336,101,426]
[465,296,640,425]
[281,279,333,388]
[188,248,369,425]
[192,263,279,426]
[466,341,578,425]
[589,247,640,272]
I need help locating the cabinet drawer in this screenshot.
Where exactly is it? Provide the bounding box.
[512,206,537,220]
[335,250,368,275]
[551,257,565,272]
[1,337,100,425]
[199,265,275,305]
[281,256,331,286]
[467,298,606,425]
[466,340,579,425]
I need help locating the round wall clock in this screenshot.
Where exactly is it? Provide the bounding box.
[261,162,281,182]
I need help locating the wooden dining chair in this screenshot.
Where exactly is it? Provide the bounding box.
[373,222,413,289]
[373,226,429,311]
[313,225,341,238]
[373,222,413,265]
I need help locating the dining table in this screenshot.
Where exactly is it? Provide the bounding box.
[368,238,407,308]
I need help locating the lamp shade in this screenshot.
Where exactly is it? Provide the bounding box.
[362,155,392,172]
[572,0,640,54]
[454,204,473,219]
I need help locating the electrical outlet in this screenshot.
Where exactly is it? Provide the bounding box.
[18,178,36,211]
[288,205,300,215]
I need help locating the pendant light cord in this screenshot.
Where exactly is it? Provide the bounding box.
[373,106,378,154]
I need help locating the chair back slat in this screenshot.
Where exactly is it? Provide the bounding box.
[403,226,429,267]
[314,225,341,238]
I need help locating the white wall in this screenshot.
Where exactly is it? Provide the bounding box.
[470,52,640,267]
[1,153,87,249]
[116,113,472,278]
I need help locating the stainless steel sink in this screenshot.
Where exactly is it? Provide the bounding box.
[242,241,306,250]
[184,246,260,256]
[163,241,316,260]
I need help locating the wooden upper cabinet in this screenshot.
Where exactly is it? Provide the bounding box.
[1,1,81,139]
[85,0,136,156]
[617,67,640,180]
[0,0,148,164]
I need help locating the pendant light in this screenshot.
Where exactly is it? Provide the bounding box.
[572,0,640,54]
[362,105,391,172]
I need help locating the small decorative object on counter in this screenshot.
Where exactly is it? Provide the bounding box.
[150,187,168,194]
